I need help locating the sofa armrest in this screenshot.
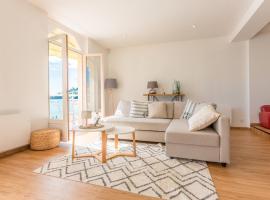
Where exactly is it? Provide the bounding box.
[213,116,230,164]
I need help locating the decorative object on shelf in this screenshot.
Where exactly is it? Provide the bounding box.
[160,88,165,95]
[105,78,118,115]
[172,80,181,94]
[147,81,158,94]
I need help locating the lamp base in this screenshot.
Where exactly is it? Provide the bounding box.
[149,89,156,94]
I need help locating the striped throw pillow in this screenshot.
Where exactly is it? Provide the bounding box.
[129,100,148,118]
[181,99,198,119]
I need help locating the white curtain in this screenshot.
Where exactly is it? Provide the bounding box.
[86,56,102,113]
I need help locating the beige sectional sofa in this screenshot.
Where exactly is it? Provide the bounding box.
[103,101,230,166]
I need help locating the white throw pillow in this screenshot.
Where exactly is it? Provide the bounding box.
[188,105,220,131]
[114,100,131,117]
[194,102,217,114]
[129,100,148,118]
[148,102,167,119]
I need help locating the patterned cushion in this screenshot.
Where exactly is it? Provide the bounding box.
[129,100,148,118]
[181,99,198,119]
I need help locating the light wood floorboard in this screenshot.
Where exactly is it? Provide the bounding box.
[0,129,269,200]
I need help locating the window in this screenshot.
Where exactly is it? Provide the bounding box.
[49,42,63,120]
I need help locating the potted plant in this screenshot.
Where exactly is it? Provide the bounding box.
[173,80,181,94]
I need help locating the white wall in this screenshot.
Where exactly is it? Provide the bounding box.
[88,38,109,54]
[0,0,48,132]
[108,37,250,127]
[249,25,270,123]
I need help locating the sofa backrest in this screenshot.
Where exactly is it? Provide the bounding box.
[165,102,174,119]
[115,100,188,119]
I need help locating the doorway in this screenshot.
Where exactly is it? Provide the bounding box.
[48,34,104,141]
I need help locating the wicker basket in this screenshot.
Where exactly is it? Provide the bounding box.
[30,128,61,150]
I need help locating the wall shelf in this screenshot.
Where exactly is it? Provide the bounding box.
[143,93,185,101]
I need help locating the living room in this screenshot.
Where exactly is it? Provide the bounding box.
[0,0,270,200]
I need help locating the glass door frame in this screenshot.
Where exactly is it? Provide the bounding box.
[82,54,105,117]
[48,34,83,141]
[67,48,83,140]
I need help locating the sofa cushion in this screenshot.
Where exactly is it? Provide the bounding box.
[181,99,198,119]
[194,102,217,114]
[115,100,131,117]
[148,102,167,118]
[166,102,174,119]
[165,119,219,147]
[103,116,171,132]
[173,101,186,119]
[129,100,148,118]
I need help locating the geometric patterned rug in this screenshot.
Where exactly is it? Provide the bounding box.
[34,142,218,200]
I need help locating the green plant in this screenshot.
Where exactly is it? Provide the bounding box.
[173,80,181,94]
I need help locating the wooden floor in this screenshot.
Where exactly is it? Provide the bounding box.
[0,128,269,200]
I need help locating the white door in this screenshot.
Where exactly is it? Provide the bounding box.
[48,34,69,141]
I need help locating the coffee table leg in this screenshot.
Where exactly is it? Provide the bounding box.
[101,131,107,163]
[132,132,136,156]
[72,130,75,160]
[115,134,119,150]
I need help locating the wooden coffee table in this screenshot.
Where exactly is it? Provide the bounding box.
[72,125,136,163]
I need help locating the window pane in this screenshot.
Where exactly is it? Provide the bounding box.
[68,50,81,128]
[86,56,101,113]
[49,42,63,120]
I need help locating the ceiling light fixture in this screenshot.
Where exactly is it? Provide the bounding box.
[192,24,197,29]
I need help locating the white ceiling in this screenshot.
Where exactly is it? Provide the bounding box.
[29,0,255,49]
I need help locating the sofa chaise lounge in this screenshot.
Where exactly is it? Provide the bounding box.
[103,101,230,166]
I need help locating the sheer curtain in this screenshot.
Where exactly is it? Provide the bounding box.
[85,56,102,114]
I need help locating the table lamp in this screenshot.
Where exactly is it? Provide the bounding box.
[147,81,158,94]
[81,111,92,127]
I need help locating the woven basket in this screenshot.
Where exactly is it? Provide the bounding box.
[30,128,61,150]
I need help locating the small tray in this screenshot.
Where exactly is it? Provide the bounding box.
[79,124,104,129]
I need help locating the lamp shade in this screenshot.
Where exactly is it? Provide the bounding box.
[147,81,158,89]
[105,78,117,89]
[81,111,92,119]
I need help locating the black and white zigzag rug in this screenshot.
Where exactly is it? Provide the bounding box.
[34,142,218,200]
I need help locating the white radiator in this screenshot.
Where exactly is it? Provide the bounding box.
[0,110,31,153]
